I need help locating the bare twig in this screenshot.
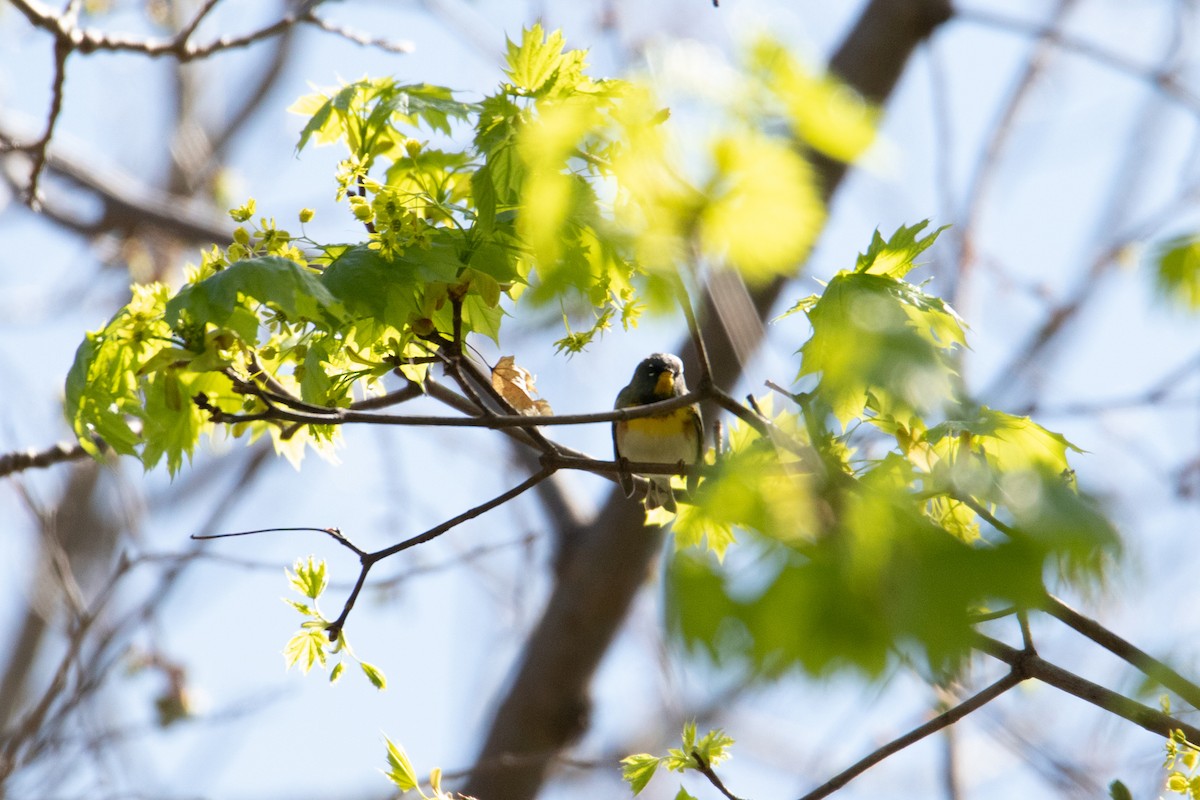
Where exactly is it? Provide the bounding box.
[0,438,103,478]
[690,749,745,800]
[1041,595,1200,711]
[973,633,1200,743]
[24,34,71,207]
[324,466,555,639]
[798,671,1024,800]
[305,13,414,54]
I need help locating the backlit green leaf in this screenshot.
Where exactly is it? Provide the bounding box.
[383,737,419,790]
[621,753,661,795]
[854,220,948,278]
[1153,234,1200,309]
[798,271,965,424]
[360,661,387,690]
[698,132,823,281]
[165,256,343,341]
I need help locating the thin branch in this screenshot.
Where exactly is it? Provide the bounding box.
[324,466,555,639]
[798,671,1023,800]
[0,438,103,478]
[973,633,1200,743]
[952,0,1075,307]
[303,12,415,54]
[8,0,310,60]
[199,388,706,429]
[1041,594,1200,711]
[175,0,223,47]
[958,7,1200,113]
[690,749,746,800]
[190,526,367,558]
[24,33,71,207]
[674,273,713,390]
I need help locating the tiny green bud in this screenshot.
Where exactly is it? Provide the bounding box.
[232,227,250,245]
[299,208,315,223]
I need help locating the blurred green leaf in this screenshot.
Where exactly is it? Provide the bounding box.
[798,269,965,424]
[1152,234,1200,309]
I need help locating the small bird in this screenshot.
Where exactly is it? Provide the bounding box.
[613,353,703,512]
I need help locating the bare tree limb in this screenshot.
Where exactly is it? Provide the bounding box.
[0,439,101,478]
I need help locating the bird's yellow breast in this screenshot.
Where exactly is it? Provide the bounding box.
[618,408,698,464]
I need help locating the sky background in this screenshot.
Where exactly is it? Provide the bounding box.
[2,1,1200,798]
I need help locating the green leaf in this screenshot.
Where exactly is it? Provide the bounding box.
[1108,779,1133,800]
[139,369,225,475]
[396,82,473,135]
[926,407,1082,476]
[749,37,878,164]
[620,754,661,795]
[798,270,965,424]
[1153,234,1200,309]
[360,661,387,690]
[383,737,420,791]
[292,93,335,152]
[667,459,1088,677]
[165,256,343,341]
[694,727,734,768]
[283,628,328,674]
[698,132,823,281]
[65,283,173,458]
[505,25,574,96]
[329,661,345,684]
[854,220,948,278]
[284,599,314,616]
[674,788,699,800]
[288,556,328,600]
[321,242,462,327]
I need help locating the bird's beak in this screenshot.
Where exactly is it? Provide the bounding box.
[654,371,675,396]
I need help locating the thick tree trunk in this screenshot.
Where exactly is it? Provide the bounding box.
[462,2,954,798]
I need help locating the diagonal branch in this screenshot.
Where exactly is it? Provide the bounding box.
[973,633,1200,743]
[1040,594,1200,711]
[798,670,1024,800]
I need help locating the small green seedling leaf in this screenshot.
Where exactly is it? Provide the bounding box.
[620,754,661,795]
[384,737,420,791]
[361,661,387,690]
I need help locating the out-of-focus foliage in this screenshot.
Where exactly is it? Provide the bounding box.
[1153,234,1200,309]
[668,223,1119,679]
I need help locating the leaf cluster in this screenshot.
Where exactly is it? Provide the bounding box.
[668,223,1119,678]
[622,722,734,798]
[282,557,386,688]
[65,25,867,474]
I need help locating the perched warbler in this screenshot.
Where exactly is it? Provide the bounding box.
[612,353,703,512]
